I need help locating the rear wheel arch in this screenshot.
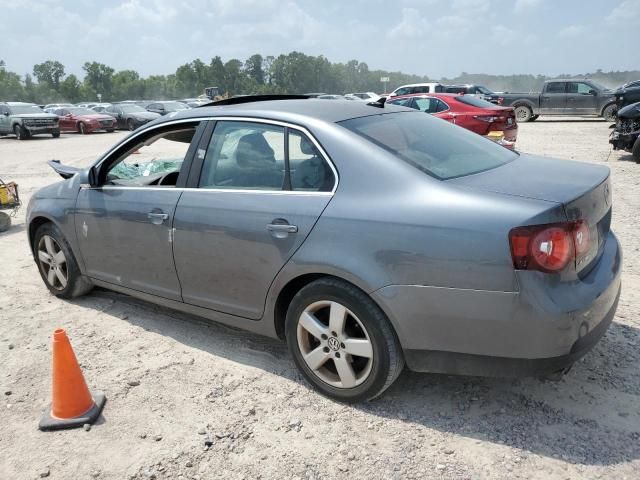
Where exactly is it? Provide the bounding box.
[273,273,395,342]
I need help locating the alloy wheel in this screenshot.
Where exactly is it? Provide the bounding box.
[296,300,374,389]
[37,235,68,290]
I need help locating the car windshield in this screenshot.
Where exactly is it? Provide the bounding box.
[10,105,44,114]
[68,108,97,115]
[589,81,609,91]
[340,112,518,180]
[455,95,501,108]
[120,105,146,113]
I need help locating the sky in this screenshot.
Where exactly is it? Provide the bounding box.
[1,0,638,80]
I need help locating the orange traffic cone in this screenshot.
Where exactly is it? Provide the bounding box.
[39,329,106,431]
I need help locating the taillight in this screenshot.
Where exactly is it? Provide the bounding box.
[473,115,503,123]
[509,221,590,273]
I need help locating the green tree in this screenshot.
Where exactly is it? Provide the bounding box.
[33,60,66,90]
[60,74,82,103]
[244,54,264,85]
[82,61,115,100]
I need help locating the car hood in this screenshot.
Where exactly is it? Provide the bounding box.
[130,112,160,120]
[617,101,640,120]
[447,153,609,204]
[75,114,115,121]
[15,113,58,120]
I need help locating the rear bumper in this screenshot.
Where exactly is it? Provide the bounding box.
[372,231,622,376]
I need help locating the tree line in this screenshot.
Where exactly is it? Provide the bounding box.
[0,55,638,104]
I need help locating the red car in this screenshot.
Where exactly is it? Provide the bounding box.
[386,93,518,148]
[54,107,117,134]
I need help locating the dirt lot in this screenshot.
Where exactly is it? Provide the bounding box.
[1,119,639,480]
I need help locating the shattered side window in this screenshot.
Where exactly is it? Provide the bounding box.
[106,126,198,186]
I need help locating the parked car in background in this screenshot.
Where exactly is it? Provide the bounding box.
[610,101,640,162]
[103,104,160,130]
[485,79,617,122]
[304,93,328,98]
[146,101,191,115]
[344,92,381,102]
[54,107,116,134]
[0,102,59,139]
[613,80,640,109]
[444,84,495,100]
[91,103,113,113]
[387,93,518,148]
[388,83,444,97]
[186,100,210,108]
[44,103,74,114]
[316,94,346,100]
[27,97,621,402]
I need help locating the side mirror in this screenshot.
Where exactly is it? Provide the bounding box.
[66,113,73,117]
[589,89,597,95]
[3,112,8,116]
[88,166,99,187]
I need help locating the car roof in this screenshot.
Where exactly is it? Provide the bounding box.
[4,101,38,106]
[151,98,410,125]
[387,92,462,100]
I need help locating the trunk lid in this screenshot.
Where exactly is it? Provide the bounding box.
[449,154,612,275]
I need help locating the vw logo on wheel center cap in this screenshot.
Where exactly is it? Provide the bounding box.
[328,337,340,351]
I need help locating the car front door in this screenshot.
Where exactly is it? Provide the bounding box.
[566,82,598,114]
[172,119,337,319]
[57,109,72,131]
[74,120,205,300]
[540,81,567,114]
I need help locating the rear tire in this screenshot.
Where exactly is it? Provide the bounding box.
[602,104,617,122]
[127,119,135,131]
[285,278,404,402]
[632,137,640,164]
[33,222,93,299]
[514,105,533,122]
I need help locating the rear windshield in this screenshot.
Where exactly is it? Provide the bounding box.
[339,112,517,180]
[455,95,500,108]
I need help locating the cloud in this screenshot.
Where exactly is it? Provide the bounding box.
[558,25,585,37]
[514,0,543,14]
[387,8,430,39]
[606,0,640,24]
[491,25,517,46]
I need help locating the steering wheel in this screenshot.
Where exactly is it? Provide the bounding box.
[157,171,179,186]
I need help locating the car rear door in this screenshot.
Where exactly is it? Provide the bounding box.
[0,105,9,133]
[74,120,205,300]
[540,82,567,114]
[172,119,337,319]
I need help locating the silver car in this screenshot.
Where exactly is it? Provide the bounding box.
[27,97,622,402]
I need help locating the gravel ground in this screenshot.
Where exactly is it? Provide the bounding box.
[1,119,639,480]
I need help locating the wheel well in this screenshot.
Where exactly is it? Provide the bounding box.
[28,217,51,253]
[601,102,616,115]
[274,274,326,339]
[513,102,532,110]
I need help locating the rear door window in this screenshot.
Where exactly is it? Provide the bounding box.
[546,82,566,94]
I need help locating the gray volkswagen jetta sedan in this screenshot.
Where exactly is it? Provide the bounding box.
[27,96,622,402]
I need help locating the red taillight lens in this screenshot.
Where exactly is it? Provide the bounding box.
[509,221,590,273]
[473,115,502,123]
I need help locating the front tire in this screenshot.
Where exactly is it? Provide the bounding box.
[52,130,60,138]
[14,124,27,140]
[33,223,93,299]
[78,122,87,135]
[127,119,135,131]
[285,278,404,402]
[633,137,640,164]
[602,104,617,122]
[514,105,533,122]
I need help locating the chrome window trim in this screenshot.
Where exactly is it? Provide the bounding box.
[93,115,339,194]
[86,186,332,196]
